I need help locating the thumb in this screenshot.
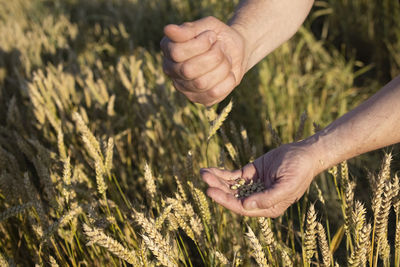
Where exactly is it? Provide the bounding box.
[164,16,221,42]
[242,184,289,211]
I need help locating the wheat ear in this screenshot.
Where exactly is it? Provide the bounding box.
[317,222,332,267]
[187,181,211,225]
[304,204,317,262]
[83,223,138,265]
[246,225,269,267]
[0,202,34,221]
[143,162,156,201]
[142,234,175,267]
[215,250,229,265]
[207,100,233,141]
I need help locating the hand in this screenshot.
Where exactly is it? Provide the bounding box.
[160,16,248,106]
[201,141,319,217]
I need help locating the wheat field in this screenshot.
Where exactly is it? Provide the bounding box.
[0,0,400,266]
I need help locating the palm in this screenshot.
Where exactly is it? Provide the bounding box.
[201,142,317,217]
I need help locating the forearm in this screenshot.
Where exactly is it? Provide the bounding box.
[308,75,400,174]
[229,0,314,72]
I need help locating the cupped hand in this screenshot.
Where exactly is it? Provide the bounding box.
[160,16,248,106]
[201,141,320,217]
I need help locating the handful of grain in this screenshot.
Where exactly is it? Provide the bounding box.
[230,178,265,198]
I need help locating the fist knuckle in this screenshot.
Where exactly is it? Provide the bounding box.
[180,63,194,79]
[271,212,283,218]
[205,16,217,23]
[186,94,198,103]
[169,47,183,62]
[206,88,217,99]
[213,50,224,64]
[193,77,208,91]
[182,22,194,28]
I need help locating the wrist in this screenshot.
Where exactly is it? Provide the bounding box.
[229,23,253,75]
[299,132,338,176]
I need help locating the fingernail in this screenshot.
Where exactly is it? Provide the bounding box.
[244,201,258,211]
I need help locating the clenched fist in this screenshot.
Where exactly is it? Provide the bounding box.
[160,16,248,106]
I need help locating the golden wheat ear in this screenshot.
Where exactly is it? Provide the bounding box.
[207,100,233,142]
